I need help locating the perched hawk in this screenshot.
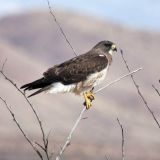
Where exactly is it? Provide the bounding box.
[21,41,117,109]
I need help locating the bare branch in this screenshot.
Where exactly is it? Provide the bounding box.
[35,140,50,160]
[46,0,77,57]
[117,118,125,160]
[95,68,142,93]
[1,58,7,72]
[56,107,86,160]
[46,129,52,149]
[0,61,50,160]
[35,141,46,151]
[152,85,160,97]
[45,130,52,160]
[0,96,43,160]
[120,49,160,128]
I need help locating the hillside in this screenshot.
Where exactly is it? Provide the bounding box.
[0,10,160,160]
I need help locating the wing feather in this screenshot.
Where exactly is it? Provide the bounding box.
[43,52,108,85]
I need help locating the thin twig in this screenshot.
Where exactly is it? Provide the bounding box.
[0,97,43,160]
[0,61,50,160]
[45,130,52,160]
[56,107,86,160]
[120,49,160,128]
[46,0,77,57]
[95,68,142,93]
[46,129,52,150]
[35,141,46,151]
[152,85,160,97]
[35,140,50,160]
[1,58,7,72]
[117,118,125,160]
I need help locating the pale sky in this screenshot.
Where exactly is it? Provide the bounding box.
[0,0,160,31]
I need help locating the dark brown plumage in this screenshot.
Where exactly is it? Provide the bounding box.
[21,41,117,98]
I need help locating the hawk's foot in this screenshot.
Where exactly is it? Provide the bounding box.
[86,91,95,101]
[83,91,95,110]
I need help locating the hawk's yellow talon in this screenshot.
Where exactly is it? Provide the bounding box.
[86,91,95,101]
[86,98,92,110]
[83,91,95,109]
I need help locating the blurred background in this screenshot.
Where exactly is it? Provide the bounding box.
[0,0,160,160]
[1,0,160,31]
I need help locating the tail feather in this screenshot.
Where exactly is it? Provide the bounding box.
[27,86,50,98]
[21,77,53,97]
[21,78,52,91]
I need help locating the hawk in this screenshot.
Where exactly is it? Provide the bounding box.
[21,41,117,109]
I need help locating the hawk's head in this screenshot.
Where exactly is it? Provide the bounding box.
[93,41,117,55]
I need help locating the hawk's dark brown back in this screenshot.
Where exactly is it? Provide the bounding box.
[43,52,109,85]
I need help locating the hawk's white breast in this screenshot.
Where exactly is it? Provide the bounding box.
[84,67,108,87]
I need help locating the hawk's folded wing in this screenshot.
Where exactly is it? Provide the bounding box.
[43,53,109,85]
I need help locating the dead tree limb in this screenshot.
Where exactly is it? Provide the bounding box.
[120,49,160,128]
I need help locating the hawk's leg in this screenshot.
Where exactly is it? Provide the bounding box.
[83,89,95,110]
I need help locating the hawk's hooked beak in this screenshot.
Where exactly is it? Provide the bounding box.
[111,44,117,52]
